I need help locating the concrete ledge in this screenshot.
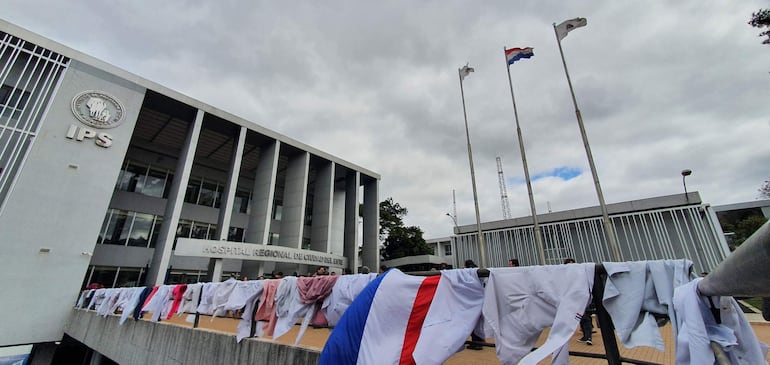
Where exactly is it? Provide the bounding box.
[64,310,320,365]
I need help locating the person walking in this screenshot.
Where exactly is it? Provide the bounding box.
[464,259,486,350]
[564,258,594,345]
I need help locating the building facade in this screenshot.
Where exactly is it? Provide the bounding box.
[380,236,454,272]
[451,193,729,274]
[427,236,454,265]
[0,20,379,347]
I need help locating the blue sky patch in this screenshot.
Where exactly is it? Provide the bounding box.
[511,167,581,185]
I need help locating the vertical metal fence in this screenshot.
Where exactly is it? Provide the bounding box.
[0,32,69,214]
[452,204,728,273]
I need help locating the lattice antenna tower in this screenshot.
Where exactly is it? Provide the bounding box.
[452,189,458,222]
[496,156,513,219]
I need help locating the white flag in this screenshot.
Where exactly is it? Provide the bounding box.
[556,17,587,41]
[459,64,475,81]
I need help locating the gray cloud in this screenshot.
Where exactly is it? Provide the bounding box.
[4,0,768,239]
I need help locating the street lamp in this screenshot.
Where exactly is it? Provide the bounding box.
[681,169,692,202]
[444,212,460,269]
[445,213,458,229]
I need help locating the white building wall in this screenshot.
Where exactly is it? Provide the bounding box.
[310,161,334,253]
[278,151,309,248]
[0,60,145,345]
[329,186,346,257]
[0,20,381,345]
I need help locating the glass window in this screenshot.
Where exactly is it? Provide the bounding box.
[0,85,9,105]
[162,173,174,198]
[212,184,223,209]
[233,190,251,214]
[268,233,279,245]
[184,179,201,204]
[142,169,167,198]
[96,211,111,244]
[128,213,154,247]
[0,84,31,115]
[102,210,130,246]
[207,224,217,240]
[115,268,141,287]
[176,219,192,239]
[228,227,244,242]
[116,163,146,193]
[199,180,218,207]
[273,205,283,220]
[444,244,452,256]
[149,216,163,248]
[191,222,210,239]
[91,267,118,288]
[81,266,94,290]
[119,213,134,244]
[167,270,196,285]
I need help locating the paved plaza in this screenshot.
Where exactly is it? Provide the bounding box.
[158,312,770,364]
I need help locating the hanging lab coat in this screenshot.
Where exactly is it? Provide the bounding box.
[602,259,692,350]
[673,278,768,365]
[322,273,378,327]
[483,263,595,365]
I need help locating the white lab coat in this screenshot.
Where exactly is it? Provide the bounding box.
[272,277,309,342]
[235,281,266,342]
[602,259,692,350]
[141,285,173,322]
[673,278,768,365]
[177,283,203,315]
[321,273,377,326]
[86,288,106,310]
[412,268,485,365]
[211,278,238,319]
[118,287,147,325]
[483,263,595,365]
[196,282,218,315]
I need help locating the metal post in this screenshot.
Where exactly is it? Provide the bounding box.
[504,48,546,265]
[698,220,770,297]
[683,176,688,198]
[681,169,692,203]
[458,67,488,268]
[593,265,622,365]
[446,212,458,232]
[553,24,621,261]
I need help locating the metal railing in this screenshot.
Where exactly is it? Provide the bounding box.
[453,204,728,274]
[698,220,770,365]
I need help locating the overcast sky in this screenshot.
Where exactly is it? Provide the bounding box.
[4,1,769,238]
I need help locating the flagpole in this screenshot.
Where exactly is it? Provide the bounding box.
[553,24,621,261]
[458,67,488,268]
[504,48,546,265]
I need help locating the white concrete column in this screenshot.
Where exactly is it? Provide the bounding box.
[278,152,309,248]
[242,140,279,278]
[361,176,379,271]
[146,109,203,286]
[343,171,360,273]
[207,258,224,283]
[208,126,246,282]
[329,182,346,256]
[244,140,279,245]
[310,161,334,253]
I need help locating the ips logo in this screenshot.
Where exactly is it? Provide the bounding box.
[66,90,125,148]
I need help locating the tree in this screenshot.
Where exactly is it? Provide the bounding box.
[749,9,770,45]
[721,215,769,250]
[759,178,770,199]
[379,197,407,241]
[379,197,434,260]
